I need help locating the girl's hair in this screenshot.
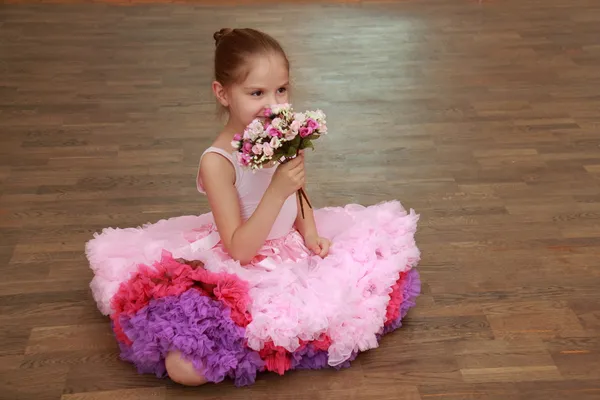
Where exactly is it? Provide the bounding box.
[213,28,289,87]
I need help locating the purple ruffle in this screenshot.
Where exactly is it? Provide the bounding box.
[291,345,357,370]
[118,289,264,387]
[291,343,329,370]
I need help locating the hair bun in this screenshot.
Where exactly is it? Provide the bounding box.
[214,28,233,46]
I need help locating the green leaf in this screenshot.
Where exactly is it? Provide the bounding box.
[290,135,302,148]
[301,139,314,150]
[286,145,297,157]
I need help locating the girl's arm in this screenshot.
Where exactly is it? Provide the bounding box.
[200,154,284,264]
[294,187,318,239]
[294,185,331,258]
[200,152,305,265]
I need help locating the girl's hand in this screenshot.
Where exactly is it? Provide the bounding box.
[269,152,305,201]
[304,234,331,258]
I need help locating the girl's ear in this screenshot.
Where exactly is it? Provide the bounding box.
[212,81,229,107]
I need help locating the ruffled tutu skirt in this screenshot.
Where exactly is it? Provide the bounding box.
[86,201,421,386]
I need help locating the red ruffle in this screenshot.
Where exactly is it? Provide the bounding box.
[384,271,408,326]
[258,342,291,375]
[259,334,332,375]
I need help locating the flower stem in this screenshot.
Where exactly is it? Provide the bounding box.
[296,138,313,219]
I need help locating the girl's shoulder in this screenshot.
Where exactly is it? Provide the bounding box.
[202,145,236,162]
[197,145,239,194]
[202,134,238,162]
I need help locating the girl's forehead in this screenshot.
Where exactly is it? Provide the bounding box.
[242,54,289,87]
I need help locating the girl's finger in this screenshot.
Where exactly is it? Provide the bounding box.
[293,170,305,182]
[288,155,304,169]
[319,239,330,258]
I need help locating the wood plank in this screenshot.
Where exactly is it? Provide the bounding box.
[2,0,600,399]
[62,387,167,400]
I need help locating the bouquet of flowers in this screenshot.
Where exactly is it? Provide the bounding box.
[231,103,327,218]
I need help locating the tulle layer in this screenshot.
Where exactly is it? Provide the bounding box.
[86,201,421,386]
[118,289,264,386]
[110,251,252,345]
[115,267,420,385]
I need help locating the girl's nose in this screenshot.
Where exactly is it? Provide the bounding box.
[265,93,277,107]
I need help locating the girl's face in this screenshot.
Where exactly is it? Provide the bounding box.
[215,53,290,132]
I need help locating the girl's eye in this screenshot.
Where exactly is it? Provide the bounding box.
[277,87,287,94]
[251,90,263,97]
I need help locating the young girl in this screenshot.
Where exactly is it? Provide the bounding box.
[86,28,421,387]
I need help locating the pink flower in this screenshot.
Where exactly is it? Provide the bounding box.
[290,120,301,134]
[284,130,297,141]
[252,143,263,155]
[299,127,312,138]
[263,108,272,117]
[306,118,319,130]
[243,142,253,153]
[268,127,282,138]
[233,133,242,141]
[263,143,274,157]
[237,153,248,165]
[241,153,252,165]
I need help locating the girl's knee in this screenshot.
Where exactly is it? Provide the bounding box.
[165,351,208,386]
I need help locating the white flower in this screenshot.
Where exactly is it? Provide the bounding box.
[271,117,283,129]
[270,136,281,149]
[314,109,326,121]
[305,109,325,122]
[246,119,264,141]
[293,112,306,125]
[271,103,291,114]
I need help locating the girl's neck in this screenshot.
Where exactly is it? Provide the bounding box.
[221,116,245,139]
[213,116,244,150]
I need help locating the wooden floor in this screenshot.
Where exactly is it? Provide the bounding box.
[1,0,600,399]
